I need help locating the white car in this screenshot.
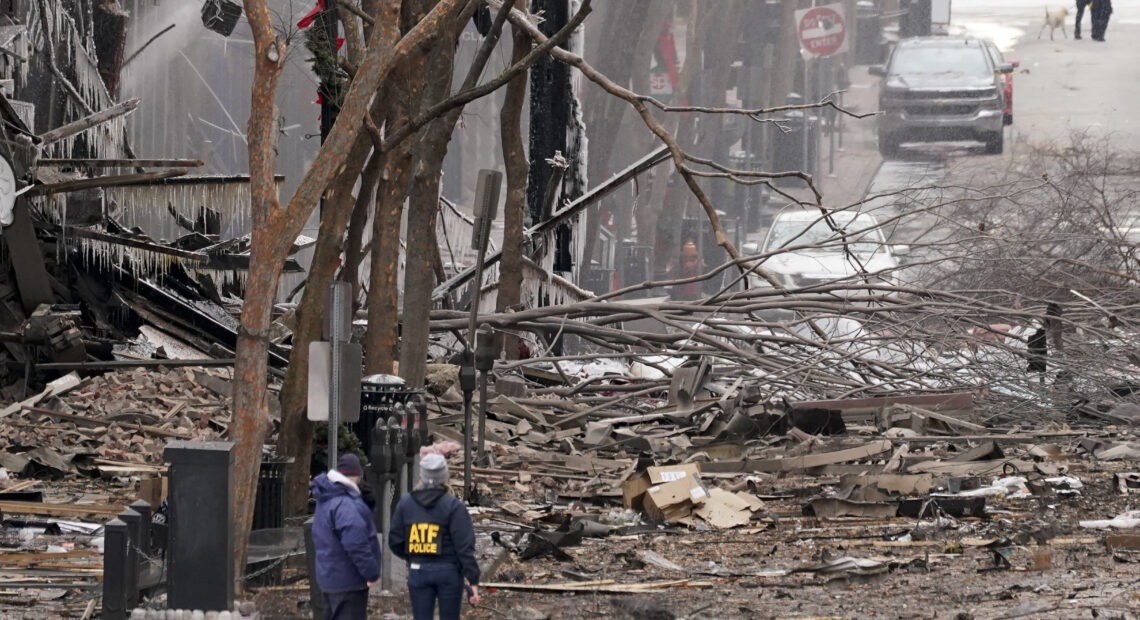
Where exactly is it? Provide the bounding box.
[753,210,905,292]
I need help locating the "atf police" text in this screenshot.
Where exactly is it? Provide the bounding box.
[407,523,440,554]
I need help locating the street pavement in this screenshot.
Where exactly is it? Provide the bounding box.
[791,2,1140,218]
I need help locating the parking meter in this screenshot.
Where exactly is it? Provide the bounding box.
[409,393,430,449]
[370,420,390,480]
[474,327,498,468]
[459,350,477,502]
[390,409,408,497]
[370,418,398,515]
[474,327,498,373]
[403,402,421,492]
[377,415,403,591]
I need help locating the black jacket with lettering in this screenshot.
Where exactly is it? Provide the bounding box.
[388,487,480,585]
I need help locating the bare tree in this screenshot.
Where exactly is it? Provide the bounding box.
[496,0,530,360]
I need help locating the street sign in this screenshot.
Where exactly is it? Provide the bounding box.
[307,340,363,422]
[795,4,849,59]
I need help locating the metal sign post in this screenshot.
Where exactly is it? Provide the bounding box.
[327,281,353,469]
[474,326,498,466]
[462,170,502,504]
[307,282,360,469]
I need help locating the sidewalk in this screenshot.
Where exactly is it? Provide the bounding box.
[813,65,884,210]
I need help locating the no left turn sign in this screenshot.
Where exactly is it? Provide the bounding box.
[795,4,849,59]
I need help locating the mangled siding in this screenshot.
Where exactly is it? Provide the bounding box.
[0,27,29,89]
[565,0,589,277]
[28,0,127,159]
[477,260,589,316]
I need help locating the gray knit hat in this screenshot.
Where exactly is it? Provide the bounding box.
[420,453,449,487]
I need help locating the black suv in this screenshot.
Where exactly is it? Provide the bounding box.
[870,37,1012,157]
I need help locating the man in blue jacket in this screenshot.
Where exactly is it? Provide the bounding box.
[311,453,381,620]
[389,453,481,619]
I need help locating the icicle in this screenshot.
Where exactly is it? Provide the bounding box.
[190,268,248,291]
[106,179,253,241]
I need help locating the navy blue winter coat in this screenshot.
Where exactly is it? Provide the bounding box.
[311,471,382,592]
[388,487,480,586]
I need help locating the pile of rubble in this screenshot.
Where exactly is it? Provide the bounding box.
[0,367,234,479]
[383,359,1140,618]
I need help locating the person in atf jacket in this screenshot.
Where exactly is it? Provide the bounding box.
[311,453,381,620]
[389,453,481,619]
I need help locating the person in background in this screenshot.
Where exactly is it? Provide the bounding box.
[1074,0,1092,39]
[311,453,381,620]
[389,453,481,620]
[1090,0,1113,41]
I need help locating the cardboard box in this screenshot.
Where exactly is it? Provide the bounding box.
[694,488,757,528]
[622,463,702,510]
[643,475,709,523]
[622,463,707,523]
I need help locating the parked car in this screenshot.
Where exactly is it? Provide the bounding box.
[752,209,906,293]
[870,37,1012,156]
[982,40,1018,125]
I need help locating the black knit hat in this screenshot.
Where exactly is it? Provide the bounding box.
[336,453,364,477]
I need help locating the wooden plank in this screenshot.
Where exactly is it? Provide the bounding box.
[479,579,714,593]
[0,550,100,564]
[910,407,986,431]
[0,374,84,418]
[2,481,38,493]
[30,170,187,195]
[701,440,894,474]
[886,432,1088,444]
[38,158,204,168]
[1105,535,1140,551]
[906,459,1035,477]
[795,392,974,418]
[0,501,122,517]
[471,467,593,481]
[37,98,140,144]
[23,407,191,439]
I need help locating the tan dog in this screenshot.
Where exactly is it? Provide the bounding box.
[1038,7,1070,40]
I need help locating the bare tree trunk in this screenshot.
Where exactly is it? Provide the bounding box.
[363,0,438,376]
[496,0,529,360]
[685,1,746,244]
[398,4,468,387]
[232,0,288,588]
[365,137,417,374]
[276,135,374,517]
[343,149,383,307]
